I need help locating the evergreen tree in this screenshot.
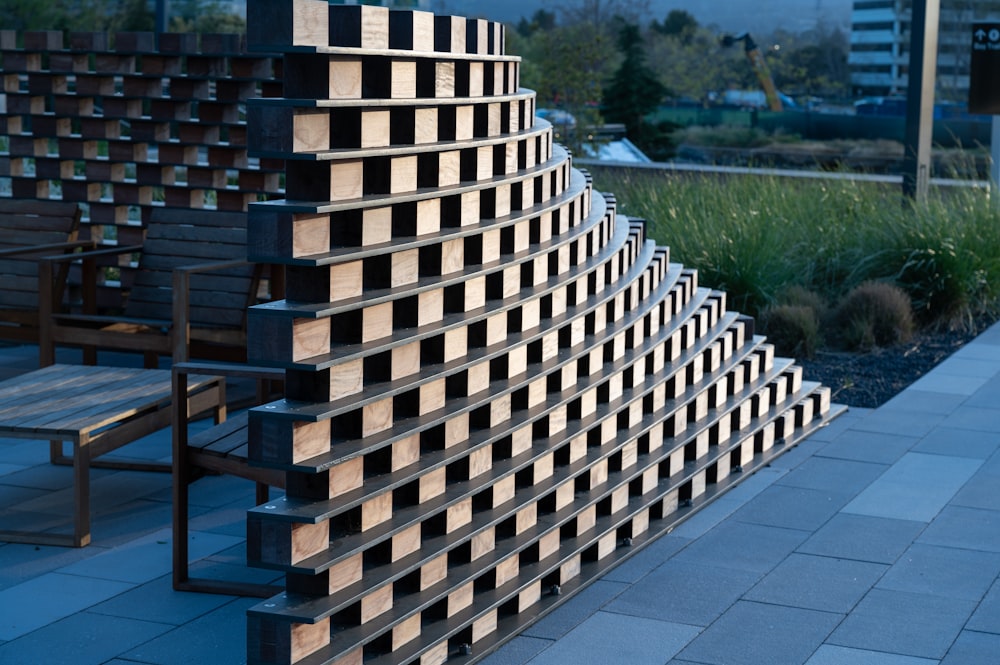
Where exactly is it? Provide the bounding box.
[602,24,667,146]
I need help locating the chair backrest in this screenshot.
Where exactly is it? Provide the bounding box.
[124,208,258,332]
[0,199,81,312]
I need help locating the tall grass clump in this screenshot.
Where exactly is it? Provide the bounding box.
[590,166,1000,333]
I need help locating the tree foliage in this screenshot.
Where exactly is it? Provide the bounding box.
[0,0,242,34]
[602,24,666,142]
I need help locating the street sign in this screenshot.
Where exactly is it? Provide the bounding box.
[970,22,1000,114]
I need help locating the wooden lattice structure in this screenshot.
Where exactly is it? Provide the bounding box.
[0,29,283,247]
[243,3,843,664]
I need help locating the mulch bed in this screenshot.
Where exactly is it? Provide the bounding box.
[797,322,990,408]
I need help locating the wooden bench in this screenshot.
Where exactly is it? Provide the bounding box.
[172,360,286,597]
[0,363,224,547]
[0,199,90,345]
[38,207,266,368]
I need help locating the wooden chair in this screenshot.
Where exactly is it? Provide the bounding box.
[39,208,267,368]
[0,199,90,344]
[172,360,286,597]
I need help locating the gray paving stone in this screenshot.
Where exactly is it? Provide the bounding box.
[526,610,699,665]
[0,572,135,641]
[882,388,967,414]
[765,437,828,470]
[601,533,690,584]
[479,636,553,665]
[776,456,889,495]
[731,484,849,531]
[940,405,1000,433]
[842,452,982,522]
[913,426,1000,460]
[89,574,233,625]
[120,597,256,665]
[676,600,841,665]
[817,429,918,465]
[0,610,171,665]
[805,645,938,664]
[522,580,629,640]
[797,513,926,564]
[799,408,871,442]
[606,559,760,626]
[59,530,243,584]
[966,578,1000,634]
[672,521,809,574]
[744,553,887,613]
[0,541,97,591]
[904,375,990,397]
[940,630,1000,664]
[850,408,946,438]
[828,588,976,659]
[876,543,1000,601]
[917,505,1000,553]
[964,374,1000,409]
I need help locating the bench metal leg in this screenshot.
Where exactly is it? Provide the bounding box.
[73,436,92,547]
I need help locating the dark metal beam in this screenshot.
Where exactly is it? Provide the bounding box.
[902,0,940,203]
[156,0,170,35]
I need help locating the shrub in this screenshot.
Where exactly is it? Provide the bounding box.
[833,281,914,351]
[760,304,822,358]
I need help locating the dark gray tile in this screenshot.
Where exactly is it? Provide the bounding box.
[843,453,982,522]
[522,580,629,640]
[601,534,691,584]
[828,588,976,659]
[967,578,1000,633]
[882,389,967,415]
[765,437,827,471]
[849,408,946,439]
[478,636,552,665]
[526,611,699,665]
[672,521,809,574]
[798,513,925,564]
[89,575,233,625]
[776,456,888,495]
[918,505,1000,553]
[0,610,171,665]
[876,543,1000,600]
[806,644,939,664]
[940,630,1000,664]
[817,430,918,465]
[800,408,871,442]
[940,405,1000,433]
[606,559,759,626]
[0,572,135,641]
[732,485,848,531]
[745,553,886,613]
[677,601,841,665]
[120,597,255,665]
[913,426,1000,460]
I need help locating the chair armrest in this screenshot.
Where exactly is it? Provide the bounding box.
[0,239,97,258]
[173,361,284,382]
[38,243,143,264]
[171,260,255,363]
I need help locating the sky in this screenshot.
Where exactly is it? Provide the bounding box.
[434,0,853,35]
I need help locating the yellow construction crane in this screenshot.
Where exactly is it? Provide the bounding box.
[720,32,783,112]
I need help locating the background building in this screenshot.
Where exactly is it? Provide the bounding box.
[850,0,1000,101]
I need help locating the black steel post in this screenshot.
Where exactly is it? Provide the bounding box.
[156,0,170,36]
[902,0,940,203]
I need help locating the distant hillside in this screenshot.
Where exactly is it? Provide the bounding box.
[433,0,852,35]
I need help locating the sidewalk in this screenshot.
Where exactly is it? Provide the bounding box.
[0,321,998,664]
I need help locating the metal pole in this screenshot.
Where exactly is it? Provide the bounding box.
[156,0,170,35]
[901,0,940,203]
